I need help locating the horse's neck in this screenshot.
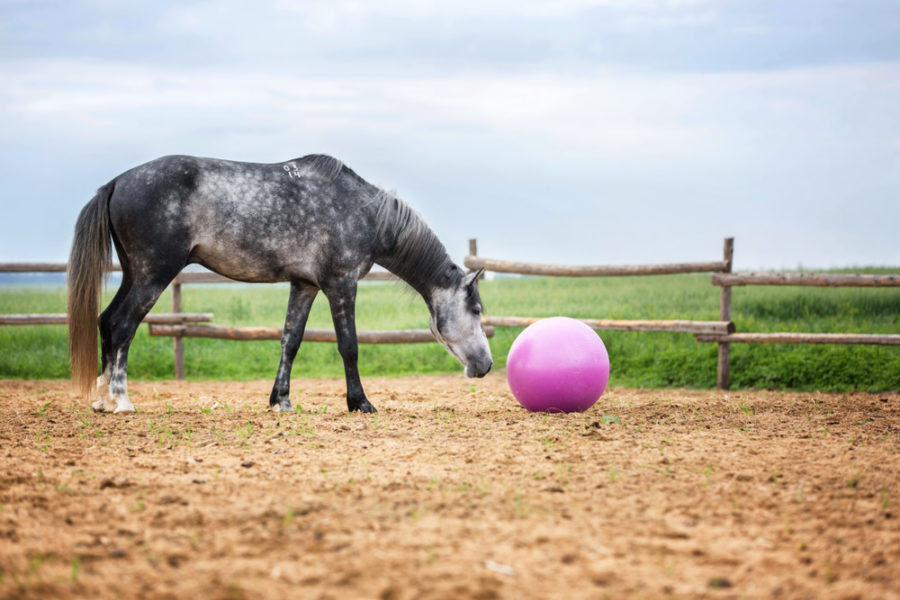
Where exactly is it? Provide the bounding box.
[376,218,458,301]
[381,249,457,300]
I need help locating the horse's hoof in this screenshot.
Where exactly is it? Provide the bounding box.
[352,401,377,414]
[92,398,116,413]
[272,402,293,413]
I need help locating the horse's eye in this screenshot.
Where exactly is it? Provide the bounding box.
[473,304,483,316]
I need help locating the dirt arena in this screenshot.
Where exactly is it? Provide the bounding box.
[0,374,897,599]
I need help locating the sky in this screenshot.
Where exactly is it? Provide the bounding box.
[1,0,899,270]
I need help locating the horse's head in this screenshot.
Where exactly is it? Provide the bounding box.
[429,268,493,378]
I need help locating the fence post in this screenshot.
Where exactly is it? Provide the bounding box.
[717,238,734,390]
[469,238,478,259]
[172,279,185,380]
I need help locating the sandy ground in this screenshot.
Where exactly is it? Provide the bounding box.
[0,374,898,599]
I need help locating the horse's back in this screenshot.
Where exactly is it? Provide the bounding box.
[108,154,381,283]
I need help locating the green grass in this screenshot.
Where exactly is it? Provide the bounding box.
[1,271,899,391]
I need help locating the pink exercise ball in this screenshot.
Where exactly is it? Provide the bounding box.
[506,317,610,413]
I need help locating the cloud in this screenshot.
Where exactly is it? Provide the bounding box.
[5,1,898,80]
[145,0,900,74]
[4,55,899,170]
[1,1,899,267]
[271,0,632,21]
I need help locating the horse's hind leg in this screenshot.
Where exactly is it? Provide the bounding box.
[94,269,133,412]
[269,280,318,412]
[96,274,175,413]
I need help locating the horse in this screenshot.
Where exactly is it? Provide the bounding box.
[67,154,493,414]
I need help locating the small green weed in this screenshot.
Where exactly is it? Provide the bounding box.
[607,466,619,483]
[34,429,51,453]
[513,489,526,518]
[237,422,254,440]
[701,465,715,487]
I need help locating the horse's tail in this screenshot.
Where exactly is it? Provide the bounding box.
[67,181,115,396]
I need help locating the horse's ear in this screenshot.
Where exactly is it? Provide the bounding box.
[464,268,485,287]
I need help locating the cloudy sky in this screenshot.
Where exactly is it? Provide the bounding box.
[1,0,898,270]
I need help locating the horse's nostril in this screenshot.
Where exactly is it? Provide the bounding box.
[478,360,493,377]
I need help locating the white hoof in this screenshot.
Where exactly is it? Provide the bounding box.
[113,397,136,414]
[92,374,116,412]
[92,397,117,413]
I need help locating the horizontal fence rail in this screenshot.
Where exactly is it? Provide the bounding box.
[464,256,730,277]
[0,262,397,282]
[712,272,900,287]
[174,270,398,284]
[0,313,213,326]
[149,324,494,343]
[695,333,900,346]
[483,316,734,336]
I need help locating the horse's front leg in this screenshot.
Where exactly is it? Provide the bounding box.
[323,280,376,413]
[269,280,318,412]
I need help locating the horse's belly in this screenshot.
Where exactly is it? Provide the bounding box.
[190,242,317,284]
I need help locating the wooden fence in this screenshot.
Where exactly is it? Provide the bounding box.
[465,237,900,389]
[3,239,899,388]
[0,262,489,380]
[703,268,900,388]
[464,238,736,339]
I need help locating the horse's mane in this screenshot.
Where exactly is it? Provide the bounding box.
[374,190,459,294]
[297,154,345,181]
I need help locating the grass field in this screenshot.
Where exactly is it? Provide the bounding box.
[1,271,899,391]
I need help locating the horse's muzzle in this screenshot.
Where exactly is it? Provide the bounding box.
[465,357,493,378]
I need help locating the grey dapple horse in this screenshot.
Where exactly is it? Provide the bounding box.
[67,154,492,414]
